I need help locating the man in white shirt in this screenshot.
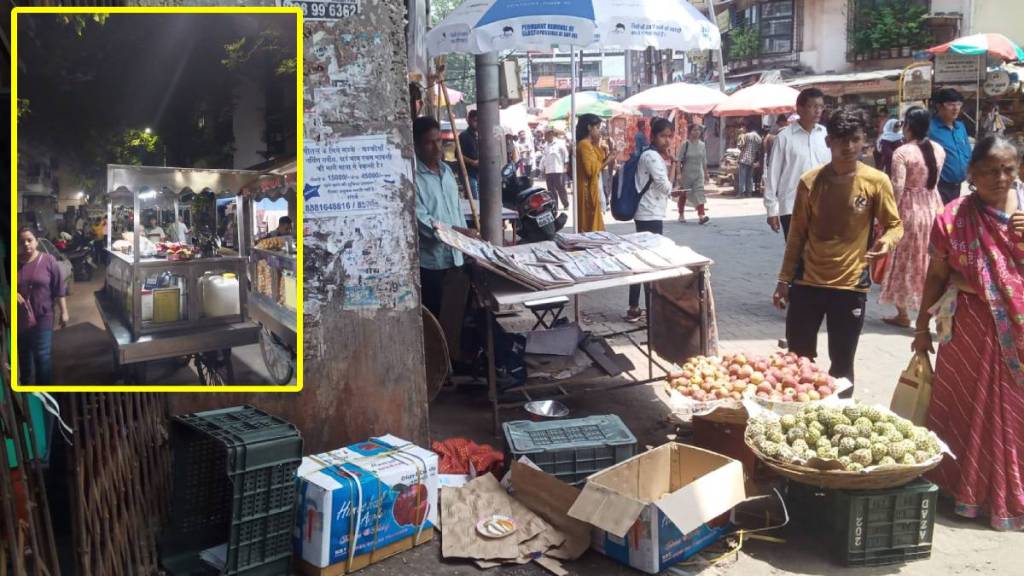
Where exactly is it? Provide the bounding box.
[764,87,831,239]
[541,129,570,209]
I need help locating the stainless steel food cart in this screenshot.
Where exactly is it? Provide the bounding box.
[240,162,298,384]
[97,164,262,384]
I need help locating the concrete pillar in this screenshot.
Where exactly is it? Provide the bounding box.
[167,0,429,452]
[475,52,503,243]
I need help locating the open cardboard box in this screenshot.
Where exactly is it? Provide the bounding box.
[566,442,747,574]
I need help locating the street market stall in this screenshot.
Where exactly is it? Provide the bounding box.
[240,164,298,384]
[97,164,262,384]
[433,226,714,434]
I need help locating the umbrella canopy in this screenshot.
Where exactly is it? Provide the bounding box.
[427,0,597,55]
[927,33,1024,62]
[427,0,720,56]
[713,84,801,117]
[541,91,635,120]
[622,82,726,113]
[432,86,465,106]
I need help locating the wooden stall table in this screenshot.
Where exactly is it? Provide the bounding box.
[471,248,713,435]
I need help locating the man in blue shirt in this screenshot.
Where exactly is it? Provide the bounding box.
[414,116,478,316]
[928,88,973,204]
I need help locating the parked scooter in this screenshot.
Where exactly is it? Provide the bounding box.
[500,163,567,243]
[57,231,97,281]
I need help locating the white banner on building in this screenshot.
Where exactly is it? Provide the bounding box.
[934,53,980,84]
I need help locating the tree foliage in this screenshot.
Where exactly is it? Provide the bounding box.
[57,13,109,36]
[222,27,296,78]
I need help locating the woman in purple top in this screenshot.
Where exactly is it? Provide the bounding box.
[17,227,68,385]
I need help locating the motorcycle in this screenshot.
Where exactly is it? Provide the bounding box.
[500,163,567,243]
[57,231,97,281]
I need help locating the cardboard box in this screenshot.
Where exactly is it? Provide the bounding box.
[567,443,746,574]
[295,435,438,572]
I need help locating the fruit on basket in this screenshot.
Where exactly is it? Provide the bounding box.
[667,356,743,402]
[667,352,840,403]
[746,404,943,472]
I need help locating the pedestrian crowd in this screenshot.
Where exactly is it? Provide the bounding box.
[413,83,1022,532]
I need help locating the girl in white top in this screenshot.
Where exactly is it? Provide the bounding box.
[626,118,675,322]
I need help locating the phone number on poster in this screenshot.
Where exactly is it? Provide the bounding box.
[282,0,359,20]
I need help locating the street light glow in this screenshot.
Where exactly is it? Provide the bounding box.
[144,127,152,134]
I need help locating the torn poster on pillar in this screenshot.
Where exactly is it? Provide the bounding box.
[304,133,416,310]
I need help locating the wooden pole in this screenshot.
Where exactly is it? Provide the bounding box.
[437,59,481,231]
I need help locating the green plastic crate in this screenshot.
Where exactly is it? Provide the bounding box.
[788,479,937,566]
[502,415,637,485]
[3,393,51,469]
[160,406,302,576]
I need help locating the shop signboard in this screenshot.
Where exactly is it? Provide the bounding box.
[984,70,1012,96]
[934,53,980,84]
[901,63,933,102]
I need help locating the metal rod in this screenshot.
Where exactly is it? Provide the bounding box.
[438,58,481,231]
[705,0,728,163]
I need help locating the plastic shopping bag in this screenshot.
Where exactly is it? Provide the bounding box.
[890,353,933,425]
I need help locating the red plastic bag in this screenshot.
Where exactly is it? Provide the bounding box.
[431,438,504,476]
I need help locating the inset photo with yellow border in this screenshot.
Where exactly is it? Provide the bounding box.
[10,7,303,392]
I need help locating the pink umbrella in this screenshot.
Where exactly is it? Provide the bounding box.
[712,84,801,117]
[622,82,726,114]
[432,86,465,106]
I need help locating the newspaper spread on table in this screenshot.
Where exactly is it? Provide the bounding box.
[433,226,710,291]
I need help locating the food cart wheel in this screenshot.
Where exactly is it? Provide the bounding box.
[259,328,294,385]
[194,349,234,385]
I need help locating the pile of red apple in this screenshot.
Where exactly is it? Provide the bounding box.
[668,352,837,404]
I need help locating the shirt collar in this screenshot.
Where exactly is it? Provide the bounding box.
[931,117,960,131]
[416,159,449,177]
[792,123,825,135]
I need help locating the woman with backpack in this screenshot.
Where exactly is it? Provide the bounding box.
[674,124,710,224]
[625,118,675,322]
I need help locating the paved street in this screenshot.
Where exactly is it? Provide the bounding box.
[390,189,1021,575]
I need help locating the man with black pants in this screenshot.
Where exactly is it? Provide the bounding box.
[772,109,902,390]
[764,88,831,239]
[459,110,481,199]
[414,117,478,317]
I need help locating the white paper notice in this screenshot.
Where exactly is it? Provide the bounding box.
[304,133,416,311]
[304,134,398,215]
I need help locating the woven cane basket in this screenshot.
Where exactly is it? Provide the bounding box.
[744,435,943,490]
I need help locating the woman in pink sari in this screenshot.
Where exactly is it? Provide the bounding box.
[879,107,945,326]
[914,135,1024,530]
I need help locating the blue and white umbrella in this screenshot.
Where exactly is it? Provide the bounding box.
[427,0,720,56]
[427,0,721,231]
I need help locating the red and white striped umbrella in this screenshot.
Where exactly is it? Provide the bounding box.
[927,33,1024,62]
[712,84,800,117]
[622,83,726,114]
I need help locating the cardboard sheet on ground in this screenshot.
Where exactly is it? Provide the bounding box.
[508,462,591,561]
[440,473,549,564]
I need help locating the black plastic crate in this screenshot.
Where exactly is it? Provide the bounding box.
[787,479,937,566]
[161,406,302,576]
[502,415,637,485]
